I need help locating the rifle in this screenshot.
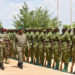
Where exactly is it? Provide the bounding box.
[51,39,54,68]
[58,40,62,71]
[42,39,46,66]
[70,59,74,73]
[70,43,74,73]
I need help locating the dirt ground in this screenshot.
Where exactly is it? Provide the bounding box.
[0,59,74,75]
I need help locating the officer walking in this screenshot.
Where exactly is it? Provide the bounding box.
[15,27,29,69]
[61,26,71,72]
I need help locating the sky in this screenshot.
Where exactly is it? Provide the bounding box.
[0,0,75,29]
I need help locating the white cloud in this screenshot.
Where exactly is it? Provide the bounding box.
[0,0,75,29]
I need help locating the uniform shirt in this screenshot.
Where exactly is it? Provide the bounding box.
[45,32,53,48]
[16,33,29,48]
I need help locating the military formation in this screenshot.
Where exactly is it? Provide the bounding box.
[0,25,75,74]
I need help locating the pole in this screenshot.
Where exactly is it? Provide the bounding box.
[57,0,59,26]
[71,0,72,29]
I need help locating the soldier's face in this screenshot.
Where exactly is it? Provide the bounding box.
[68,29,71,33]
[54,29,58,33]
[73,28,75,33]
[19,29,23,33]
[62,28,67,33]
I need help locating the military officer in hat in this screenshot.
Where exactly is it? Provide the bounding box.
[15,27,30,69]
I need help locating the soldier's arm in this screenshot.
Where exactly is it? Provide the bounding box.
[26,35,30,51]
[51,34,54,50]
[67,34,71,52]
[58,34,61,52]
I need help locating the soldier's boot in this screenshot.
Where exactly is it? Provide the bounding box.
[18,62,23,69]
[5,59,10,64]
[0,63,4,70]
[54,62,59,70]
[46,61,51,68]
[39,61,44,66]
[62,63,68,72]
[35,58,39,65]
[72,71,75,74]
[69,57,72,62]
[30,58,33,64]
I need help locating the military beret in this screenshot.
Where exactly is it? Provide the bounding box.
[53,26,59,31]
[72,24,75,29]
[3,28,7,31]
[63,25,68,29]
[68,25,71,30]
[17,27,23,30]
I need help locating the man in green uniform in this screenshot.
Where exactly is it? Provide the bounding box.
[9,32,17,59]
[71,25,75,74]
[0,29,4,70]
[35,29,40,65]
[15,27,29,69]
[53,26,61,70]
[68,26,72,62]
[39,29,45,66]
[3,28,10,64]
[61,25,71,72]
[25,29,30,62]
[45,28,53,68]
[29,28,35,64]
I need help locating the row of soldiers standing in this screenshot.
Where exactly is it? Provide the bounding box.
[0,25,75,74]
[24,25,75,74]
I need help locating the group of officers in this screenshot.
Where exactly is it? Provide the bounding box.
[0,25,75,74]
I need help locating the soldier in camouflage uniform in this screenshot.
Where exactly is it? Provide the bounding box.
[15,27,29,69]
[3,28,10,64]
[9,32,17,59]
[25,29,30,62]
[68,26,72,62]
[39,29,45,66]
[45,28,53,68]
[0,30,4,70]
[29,29,35,64]
[61,26,71,72]
[35,29,40,65]
[52,27,61,70]
[71,25,75,74]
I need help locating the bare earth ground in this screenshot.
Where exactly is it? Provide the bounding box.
[0,59,74,75]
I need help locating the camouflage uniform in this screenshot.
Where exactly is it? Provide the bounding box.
[61,26,71,72]
[35,30,40,65]
[45,28,53,68]
[29,31,35,63]
[68,26,72,62]
[53,27,61,70]
[0,34,4,70]
[71,25,75,74]
[39,30,45,66]
[9,33,16,59]
[25,31,30,61]
[3,32,10,64]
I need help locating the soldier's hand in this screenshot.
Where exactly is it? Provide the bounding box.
[58,48,61,52]
[28,47,30,51]
[67,50,70,53]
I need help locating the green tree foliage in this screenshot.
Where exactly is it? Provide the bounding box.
[0,21,3,28]
[13,2,61,29]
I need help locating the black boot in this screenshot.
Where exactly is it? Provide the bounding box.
[0,63,4,70]
[17,63,20,67]
[72,71,75,74]
[19,62,23,69]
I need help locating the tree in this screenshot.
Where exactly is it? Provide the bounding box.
[13,2,61,29]
[0,22,3,28]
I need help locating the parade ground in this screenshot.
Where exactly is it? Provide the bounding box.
[0,59,74,75]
